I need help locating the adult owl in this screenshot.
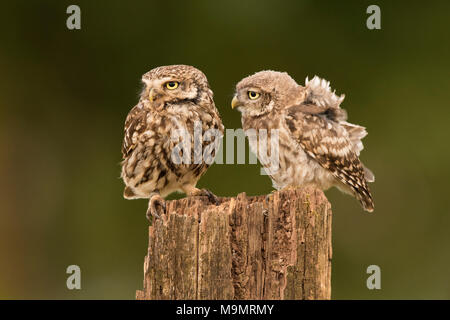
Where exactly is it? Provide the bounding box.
[232,71,374,212]
[121,65,224,221]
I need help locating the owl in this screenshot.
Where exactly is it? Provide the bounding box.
[232,71,374,212]
[121,65,224,221]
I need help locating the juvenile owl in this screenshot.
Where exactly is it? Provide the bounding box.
[232,71,374,212]
[121,65,224,221]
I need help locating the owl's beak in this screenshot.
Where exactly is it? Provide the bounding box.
[149,88,157,102]
[231,96,241,109]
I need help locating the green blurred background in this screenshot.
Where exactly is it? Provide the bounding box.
[1,0,449,299]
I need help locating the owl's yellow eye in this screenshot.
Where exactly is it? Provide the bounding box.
[248,91,260,100]
[165,81,179,90]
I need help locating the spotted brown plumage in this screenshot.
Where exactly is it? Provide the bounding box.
[232,70,374,212]
[121,65,224,221]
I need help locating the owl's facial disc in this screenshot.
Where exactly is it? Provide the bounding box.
[148,81,180,102]
[143,77,198,109]
[232,87,272,117]
[231,89,261,109]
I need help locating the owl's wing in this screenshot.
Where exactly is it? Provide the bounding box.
[284,105,374,211]
[299,103,348,122]
[302,76,347,122]
[122,104,146,158]
[295,99,374,180]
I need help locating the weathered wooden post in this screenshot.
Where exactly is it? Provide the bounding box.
[136,186,332,300]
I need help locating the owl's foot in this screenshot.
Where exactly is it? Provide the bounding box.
[186,187,220,205]
[146,193,166,223]
[200,188,220,205]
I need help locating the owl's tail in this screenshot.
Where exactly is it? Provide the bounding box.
[354,183,374,212]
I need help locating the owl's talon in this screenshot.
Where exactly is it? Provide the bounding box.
[146,210,159,223]
[203,189,220,205]
[146,194,166,223]
[188,188,220,205]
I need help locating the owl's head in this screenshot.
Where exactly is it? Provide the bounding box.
[232,70,303,117]
[140,65,211,110]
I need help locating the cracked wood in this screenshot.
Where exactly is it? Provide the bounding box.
[136,186,332,300]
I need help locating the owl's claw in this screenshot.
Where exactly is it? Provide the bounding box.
[188,188,220,205]
[201,189,220,206]
[146,193,166,223]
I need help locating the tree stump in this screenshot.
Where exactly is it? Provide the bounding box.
[136,186,332,300]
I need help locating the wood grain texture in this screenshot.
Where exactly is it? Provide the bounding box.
[136,186,332,300]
